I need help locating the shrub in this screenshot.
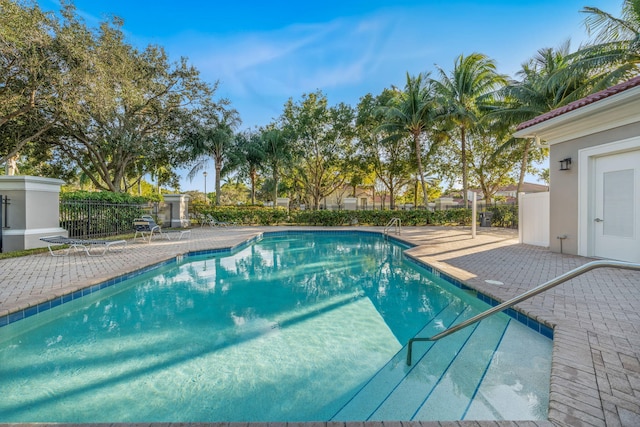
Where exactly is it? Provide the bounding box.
[201,206,289,225]
[486,205,518,228]
[61,191,151,204]
[192,205,479,228]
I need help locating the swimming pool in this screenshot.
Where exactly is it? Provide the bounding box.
[0,231,552,422]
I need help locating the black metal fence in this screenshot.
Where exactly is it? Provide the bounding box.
[60,200,150,239]
[0,194,4,253]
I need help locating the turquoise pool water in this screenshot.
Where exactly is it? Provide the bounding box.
[0,232,552,422]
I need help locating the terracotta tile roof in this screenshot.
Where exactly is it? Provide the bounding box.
[516,75,640,131]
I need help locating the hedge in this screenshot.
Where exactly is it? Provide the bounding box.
[197,206,475,227]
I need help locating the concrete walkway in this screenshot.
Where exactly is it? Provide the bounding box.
[1,226,638,427]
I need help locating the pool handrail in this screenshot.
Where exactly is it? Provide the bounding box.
[406,259,640,365]
[384,217,401,235]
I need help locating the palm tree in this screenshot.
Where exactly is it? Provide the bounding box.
[185,107,241,206]
[487,43,591,192]
[433,53,507,207]
[229,131,264,205]
[261,128,292,205]
[572,0,640,88]
[377,72,437,208]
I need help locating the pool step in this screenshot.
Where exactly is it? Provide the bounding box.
[331,307,510,421]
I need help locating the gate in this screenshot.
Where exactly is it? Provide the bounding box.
[518,192,550,247]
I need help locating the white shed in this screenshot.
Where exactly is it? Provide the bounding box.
[514,76,640,263]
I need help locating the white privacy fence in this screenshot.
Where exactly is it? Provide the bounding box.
[518,192,550,247]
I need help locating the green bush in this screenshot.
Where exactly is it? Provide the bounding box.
[292,208,470,226]
[61,190,151,204]
[428,208,472,226]
[293,210,350,226]
[193,205,479,228]
[486,205,518,228]
[201,206,289,225]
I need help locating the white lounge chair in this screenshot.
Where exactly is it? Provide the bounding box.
[205,215,231,227]
[40,235,127,257]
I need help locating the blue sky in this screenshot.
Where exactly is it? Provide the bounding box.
[40,0,615,191]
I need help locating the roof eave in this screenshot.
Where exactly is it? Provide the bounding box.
[513,84,640,144]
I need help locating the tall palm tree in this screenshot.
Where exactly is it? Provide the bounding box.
[377,72,437,208]
[433,53,507,207]
[261,128,292,205]
[573,0,640,88]
[229,131,264,205]
[487,43,590,192]
[186,107,241,206]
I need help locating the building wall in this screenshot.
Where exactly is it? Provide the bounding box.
[549,121,640,254]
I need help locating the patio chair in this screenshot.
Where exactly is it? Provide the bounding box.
[134,217,191,243]
[40,235,127,257]
[205,215,231,227]
[191,213,207,227]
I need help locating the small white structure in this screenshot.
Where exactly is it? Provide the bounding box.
[518,192,550,247]
[163,194,190,228]
[514,76,640,263]
[276,197,290,209]
[343,197,357,211]
[0,176,67,252]
[435,197,457,210]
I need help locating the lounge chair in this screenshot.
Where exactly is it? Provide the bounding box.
[205,215,231,227]
[134,217,191,243]
[191,213,207,227]
[40,235,127,257]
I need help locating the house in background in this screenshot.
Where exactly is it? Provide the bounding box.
[493,182,549,200]
[514,76,640,263]
[434,182,548,209]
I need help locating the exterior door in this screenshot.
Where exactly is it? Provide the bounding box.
[593,150,640,262]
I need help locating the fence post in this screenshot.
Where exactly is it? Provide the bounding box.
[472,192,477,238]
[0,194,3,253]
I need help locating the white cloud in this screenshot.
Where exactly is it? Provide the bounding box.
[168,10,419,98]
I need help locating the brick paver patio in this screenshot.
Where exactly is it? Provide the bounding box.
[1,225,638,427]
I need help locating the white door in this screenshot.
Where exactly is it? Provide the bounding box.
[593,150,640,262]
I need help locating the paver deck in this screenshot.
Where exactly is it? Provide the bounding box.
[1,225,638,427]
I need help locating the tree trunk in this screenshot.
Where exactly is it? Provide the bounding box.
[461,127,468,208]
[250,169,256,205]
[389,186,395,210]
[272,168,279,208]
[413,133,429,208]
[215,162,222,206]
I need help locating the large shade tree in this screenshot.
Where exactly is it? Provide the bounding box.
[48,5,216,192]
[281,91,356,210]
[0,0,64,169]
[2,1,218,192]
[357,91,413,210]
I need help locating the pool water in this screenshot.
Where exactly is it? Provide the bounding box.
[0,232,552,422]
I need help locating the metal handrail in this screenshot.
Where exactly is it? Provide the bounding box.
[406,259,640,365]
[384,217,401,235]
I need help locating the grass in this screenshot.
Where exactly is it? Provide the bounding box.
[0,232,138,260]
[0,247,51,259]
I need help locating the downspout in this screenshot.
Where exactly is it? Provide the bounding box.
[534,135,549,148]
